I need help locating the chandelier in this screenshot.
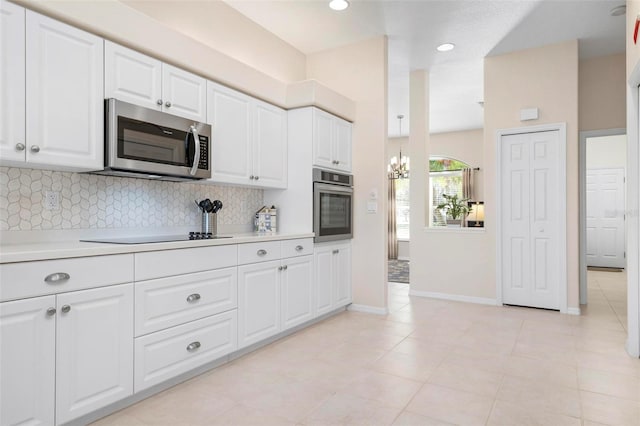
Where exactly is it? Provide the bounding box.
[388,115,409,179]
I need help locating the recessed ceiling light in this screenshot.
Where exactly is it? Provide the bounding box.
[436,43,455,52]
[329,0,349,11]
[610,5,626,16]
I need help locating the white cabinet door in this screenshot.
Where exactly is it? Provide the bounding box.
[0,0,26,165]
[55,284,133,425]
[26,11,104,171]
[334,243,352,307]
[334,118,352,173]
[314,246,334,316]
[281,255,314,330]
[238,260,281,348]
[207,82,253,186]
[253,100,287,189]
[162,63,206,122]
[312,108,334,170]
[104,41,162,111]
[135,267,238,336]
[0,296,56,426]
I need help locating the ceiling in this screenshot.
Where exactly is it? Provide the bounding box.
[225,0,626,136]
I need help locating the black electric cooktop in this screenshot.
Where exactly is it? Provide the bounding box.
[81,232,232,244]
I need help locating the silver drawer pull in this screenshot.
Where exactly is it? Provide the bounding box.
[186,293,201,303]
[61,305,71,313]
[332,249,339,254]
[44,272,70,284]
[257,249,267,256]
[283,265,288,270]
[295,245,304,252]
[46,307,56,316]
[186,341,201,352]
[278,266,283,271]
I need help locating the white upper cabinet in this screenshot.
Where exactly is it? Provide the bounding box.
[104,40,162,111]
[25,11,104,171]
[0,0,26,164]
[207,81,287,189]
[1,7,103,171]
[253,100,287,188]
[162,63,206,122]
[105,41,206,122]
[312,108,352,173]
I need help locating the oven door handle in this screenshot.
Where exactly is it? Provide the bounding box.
[189,125,200,176]
[314,182,354,194]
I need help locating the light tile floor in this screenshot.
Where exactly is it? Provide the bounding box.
[94,273,639,425]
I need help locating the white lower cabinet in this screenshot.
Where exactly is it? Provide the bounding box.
[0,296,56,426]
[281,255,314,330]
[134,310,237,392]
[238,259,281,348]
[314,241,352,314]
[135,267,238,336]
[0,284,134,426]
[56,284,134,425]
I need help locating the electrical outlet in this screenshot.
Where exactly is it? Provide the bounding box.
[44,191,60,210]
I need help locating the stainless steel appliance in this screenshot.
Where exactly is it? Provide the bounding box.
[81,232,231,244]
[94,98,211,181]
[313,168,353,242]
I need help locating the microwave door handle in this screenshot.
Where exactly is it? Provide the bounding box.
[189,125,200,176]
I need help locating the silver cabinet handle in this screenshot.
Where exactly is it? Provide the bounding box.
[332,249,339,254]
[186,293,201,303]
[157,99,163,105]
[295,245,304,252]
[15,143,25,151]
[336,161,340,165]
[165,101,172,108]
[186,341,201,352]
[46,307,56,316]
[44,272,70,284]
[61,305,71,313]
[278,266,283,271]
[249,175,254,180]
[257,249,267,256]
[255,176,259,181]
[283,265,288,270]
[30,145,40,153]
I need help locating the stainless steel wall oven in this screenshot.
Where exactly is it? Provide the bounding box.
[313,168,353,242]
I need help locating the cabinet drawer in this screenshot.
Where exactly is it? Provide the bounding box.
[134,310,237,392]
[281,238,313,258]
[135,267,237,336]
[0,254,134,302]
[135,245,237,281]
[237,241,281,265]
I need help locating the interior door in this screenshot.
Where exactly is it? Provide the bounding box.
[501,130,562,310]
[586,168,625,268]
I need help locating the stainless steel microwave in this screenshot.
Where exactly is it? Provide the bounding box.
[94,99,211,181]
[313,168,354,242]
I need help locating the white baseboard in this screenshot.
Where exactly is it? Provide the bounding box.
[566,307,581,315]
[348,304,389,315]
[409,289,498,306]
[397,256,410,261]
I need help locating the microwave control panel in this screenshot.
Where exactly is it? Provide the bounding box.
[198,136,209,170]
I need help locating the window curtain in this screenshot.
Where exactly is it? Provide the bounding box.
[388,178,398,260]
[462,168,474,200]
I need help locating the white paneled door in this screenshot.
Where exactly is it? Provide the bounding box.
[586,168,625,268]
[501,130,564,310]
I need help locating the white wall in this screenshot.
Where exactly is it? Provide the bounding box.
[579,53,626,132]
[307,37,389,311]
[586,134,627,169]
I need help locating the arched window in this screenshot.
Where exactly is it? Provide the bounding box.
[429,156,471,227]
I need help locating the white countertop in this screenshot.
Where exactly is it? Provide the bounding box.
[0,232,314,264]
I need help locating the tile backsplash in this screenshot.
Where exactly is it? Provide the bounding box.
[0,167,263,231]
